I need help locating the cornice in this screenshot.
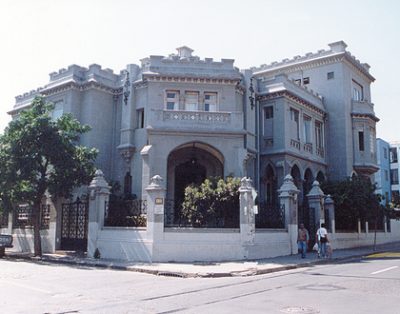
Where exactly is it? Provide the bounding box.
[143,74,240,86]
[41,81,122,97]
[257,90,326,116]
[351,113,380,122]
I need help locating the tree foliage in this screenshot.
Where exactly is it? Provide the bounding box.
[0,96,97,255]
[385,192,400,220]
[321,176,382,230]
[181,177,240,227]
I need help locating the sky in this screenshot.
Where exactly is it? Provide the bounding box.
[1,0,399,142]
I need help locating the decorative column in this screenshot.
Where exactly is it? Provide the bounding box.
[324,195,335,233]
[87,169,110,258]
[239,177,256,259]
[307,180,325,228]
[278,175,299,255]
[145,175,166,259]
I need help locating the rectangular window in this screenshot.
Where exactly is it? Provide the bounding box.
[390,148,398,163]
[352,80,364,101]
[358,131,365,151]
[303,115,312,143]
[390,169,399,185]
[315,120,324,149]
[327,72,334,80]
[185,91,199,111]
[369,127,375,154]
[294,79,301,86]
[263,106,274,138]
[290,108,300,140]
[384,147,388,159]
[165,90,179,110]
[385,170,389,181]
[137,109,144,129]
[264,106,273,119]
[204,92,217,112]
[303,77,310,85]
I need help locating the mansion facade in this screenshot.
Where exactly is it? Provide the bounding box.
[9,41,379,219]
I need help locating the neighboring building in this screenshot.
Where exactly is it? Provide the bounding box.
[390,142,400,202]
[375,138,391,205]
[6,41,382,258]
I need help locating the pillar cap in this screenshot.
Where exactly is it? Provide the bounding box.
[324,194,334,205]
[278,174,299,195]
[146,175,165,191]
[306,180,324,198]
[89,169,110,190]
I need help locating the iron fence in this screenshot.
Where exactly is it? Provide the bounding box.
[13,204,50,229]
[104,199,147,227]
[255,202,285,229]
[164,199,239,228]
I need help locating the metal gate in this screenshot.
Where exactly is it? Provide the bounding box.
[299,202,317,250]
[61,198,88,251]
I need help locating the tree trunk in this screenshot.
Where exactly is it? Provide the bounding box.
[32,201,42,256]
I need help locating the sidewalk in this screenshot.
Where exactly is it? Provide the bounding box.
[4,241,400,278]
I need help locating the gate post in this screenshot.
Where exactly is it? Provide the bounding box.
[307,181,325,229]
[324,195,335,233]
[278,175,299,255]
[145,175,166,260]
[239,177,256,259]
[87,169,110,258]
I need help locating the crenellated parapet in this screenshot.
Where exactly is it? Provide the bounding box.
[12,63,124,111]
[251,41,374,82]
[140,46,242,81]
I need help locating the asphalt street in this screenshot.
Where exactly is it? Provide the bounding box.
[0,253,399,314]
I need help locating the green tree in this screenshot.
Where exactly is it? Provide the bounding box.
[321,176,382,231]
[181,177,240,227]
[0,96,97,256]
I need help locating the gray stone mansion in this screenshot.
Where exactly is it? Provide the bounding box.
[9,41,378,208]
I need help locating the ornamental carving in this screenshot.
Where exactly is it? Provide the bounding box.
[163,111,231,123]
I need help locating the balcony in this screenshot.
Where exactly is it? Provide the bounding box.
[351,100,375,116]
[149,109,244,133]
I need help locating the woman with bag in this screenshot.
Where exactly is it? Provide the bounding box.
[316,223,328,258]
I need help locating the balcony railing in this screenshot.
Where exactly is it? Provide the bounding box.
[351,100,375,115]
[316,147,325,158]
[303,143,313,153]
[163,110,231,123]
[150,109,244,131]
[290,139,300,150]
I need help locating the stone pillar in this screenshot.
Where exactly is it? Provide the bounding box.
[324,195,335,233]
[87,170,110,258]
[145,175,166,260]
[278,175,299,255]
[7,212,13,234]
[239,177,256,259]
[307,180,325,228]
[357,219,362,234]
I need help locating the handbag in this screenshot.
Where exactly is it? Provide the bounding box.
[312,243,319,251]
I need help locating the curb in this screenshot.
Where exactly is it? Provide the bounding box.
[1,247,395,278]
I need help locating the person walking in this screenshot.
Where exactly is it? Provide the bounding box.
[297,223,309,258]
[316,223,329,258]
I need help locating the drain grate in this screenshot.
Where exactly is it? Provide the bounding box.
[280,306,319,314]
[157,271,186,278]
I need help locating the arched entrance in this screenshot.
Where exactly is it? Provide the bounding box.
[166,142,224,224]
[174,160,206,205]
